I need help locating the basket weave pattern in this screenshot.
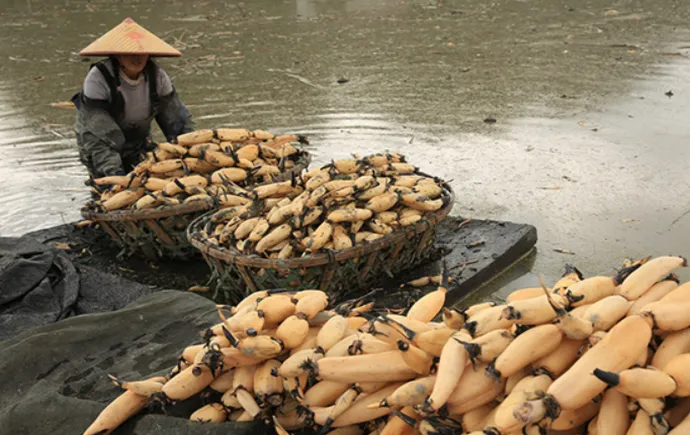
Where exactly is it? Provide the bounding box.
[88,202,212,259]
[82,153,310,259]
[188,184,453,303]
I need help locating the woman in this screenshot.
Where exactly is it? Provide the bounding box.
[74,18,194,178]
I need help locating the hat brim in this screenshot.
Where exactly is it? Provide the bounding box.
[79,50,182,57]
[79,18,182,58]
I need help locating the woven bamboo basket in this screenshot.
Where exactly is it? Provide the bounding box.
[82,152,311,260]
[187,182,454,303]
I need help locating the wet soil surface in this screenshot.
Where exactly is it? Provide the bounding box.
[27,224,212,291]
[26,216,536,305]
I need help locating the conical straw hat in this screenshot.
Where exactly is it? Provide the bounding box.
[79,18,182,57]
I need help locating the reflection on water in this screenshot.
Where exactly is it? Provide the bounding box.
[1,0,689,294]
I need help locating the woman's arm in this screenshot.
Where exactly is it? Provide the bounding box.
[76,95,129,177]
[154,67,195,142]
[155,88,196,142]
[76,64,131,177]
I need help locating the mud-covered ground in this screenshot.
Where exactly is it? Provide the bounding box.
[26,215,536,306]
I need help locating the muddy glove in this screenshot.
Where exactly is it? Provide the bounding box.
[88,136,126,177]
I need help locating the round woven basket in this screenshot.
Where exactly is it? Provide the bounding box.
[187,181,455,303]
[82,152,311,260]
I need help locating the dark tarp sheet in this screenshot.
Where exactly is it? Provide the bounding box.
[0,235,152,341]
[0,290,267,435]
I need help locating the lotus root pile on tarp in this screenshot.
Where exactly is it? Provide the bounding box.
[80,255,690,434]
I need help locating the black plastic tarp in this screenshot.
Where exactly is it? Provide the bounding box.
[0,290,266,435]
[0,235,152,341]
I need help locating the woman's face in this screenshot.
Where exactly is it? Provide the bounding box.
[118,54,149,78]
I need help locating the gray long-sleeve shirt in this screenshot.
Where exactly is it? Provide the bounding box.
[83,59,173,131]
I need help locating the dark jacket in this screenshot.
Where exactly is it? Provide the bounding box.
[74,58,194,178]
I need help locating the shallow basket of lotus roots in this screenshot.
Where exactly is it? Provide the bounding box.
[186,154,455,303]
[81,128,311,260]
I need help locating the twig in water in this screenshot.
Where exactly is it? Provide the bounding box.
[450,258,479,270]
[670,206,690,228]
[458,216,472,228]
[267,68,327,90]
[236,3,247,18]
[466,240,485,249]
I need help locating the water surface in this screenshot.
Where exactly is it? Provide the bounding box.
[1,0,689,295]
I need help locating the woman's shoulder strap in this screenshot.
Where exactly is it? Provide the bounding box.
[145,60,159,100]
[90,59,121,97]
[87,58,124,118]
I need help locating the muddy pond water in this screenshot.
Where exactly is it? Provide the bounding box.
[1,0,689,298]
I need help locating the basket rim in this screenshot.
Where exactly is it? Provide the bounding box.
[187,177,455,269]
[82,151,311,222]
[82,198,215,221]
